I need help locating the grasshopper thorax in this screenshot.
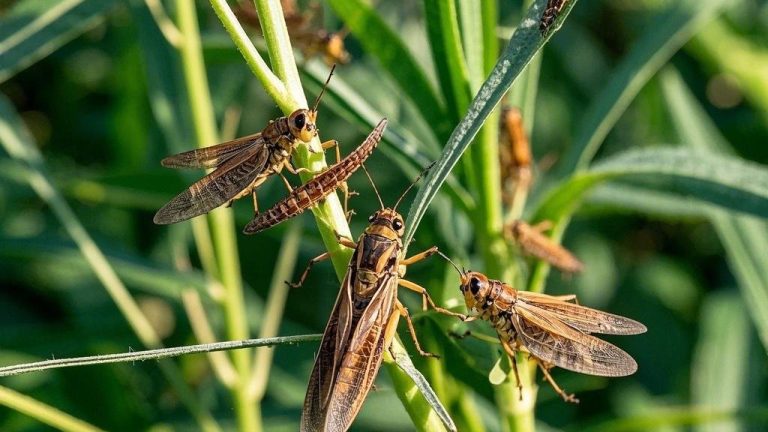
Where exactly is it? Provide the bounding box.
[288,108,319,143]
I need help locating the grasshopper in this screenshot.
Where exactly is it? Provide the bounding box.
[153,68,337,225]
[299,169,461,432]
[242,119,387,235]
[505,220,584,273]
[235,0,350,66]
[440,259,645,402]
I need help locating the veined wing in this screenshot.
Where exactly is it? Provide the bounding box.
[161,133,263,169]
[153,143,270,224]
[514,303,638,377]
[301,269,355,432]
[324,274,399,431]
[517,291,646,335]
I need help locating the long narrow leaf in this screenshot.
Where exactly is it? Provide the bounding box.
[660,67,768,354]
[534,147,768,222]
[0,0,118,83]
[328,0,452,139]
[404,0,579,248]
[556,0,734,176]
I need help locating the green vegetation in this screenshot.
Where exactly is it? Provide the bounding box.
[1,0,767,431]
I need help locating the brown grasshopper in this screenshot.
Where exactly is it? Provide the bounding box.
[299,169,461,432]
[499,106,532,207]
[440,259,645,402]
[242,119,387,235]
[153,68,337,225]
[505,220,584,273]
[235,0,350,66]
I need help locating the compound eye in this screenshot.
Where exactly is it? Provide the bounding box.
[469,277,483,295]
[294,114,306,130]
[392,218,403,230]
[368,213,375,222]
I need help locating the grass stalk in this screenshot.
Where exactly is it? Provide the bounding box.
[175,1,256,430]
[0,93,221,432]
[0,385,104,432]
[248,222,302,400]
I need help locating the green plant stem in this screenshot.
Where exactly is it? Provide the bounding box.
[248,222,302,400]
[176,1,256,431]
[0,96,220,432]
[208,0,292,109]
[0,385,104,432]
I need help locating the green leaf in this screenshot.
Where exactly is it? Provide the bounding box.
[0,0,119,84]
[299,64,475,215]
[691,293,755,432]
[659,67,768,354]
[403,0,579,248]
[534,147,768,223]
[423,0,472,124]
[386,337,457,432]
[328,0,452,140]
[556,0,734,176]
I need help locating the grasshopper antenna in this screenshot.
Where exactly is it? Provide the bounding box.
[393,161,436,212]
[361,164,385,210]
[311,64,336,113]
[437,251,466,276]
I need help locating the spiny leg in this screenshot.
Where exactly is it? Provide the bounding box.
[536,360,579,403]
[278,172,294,192]
[250,190,259,214]
[288,252,330,288]
[284,159,312,176]
[395,300,438,358]
[501,341,524,400]
[400,246,439,266]
[531,220,554,232]
[399,279,466,320]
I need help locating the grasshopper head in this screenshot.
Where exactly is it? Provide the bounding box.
[288,109,318,143]
[459,271,492,310]
[365,208,405,239]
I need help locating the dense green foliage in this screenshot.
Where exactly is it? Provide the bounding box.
[1,0,767,431]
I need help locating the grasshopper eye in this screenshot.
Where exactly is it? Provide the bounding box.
[392,218,403,230]
[368,214,375,222]
[469,277,483,295]
[294,113,306,130]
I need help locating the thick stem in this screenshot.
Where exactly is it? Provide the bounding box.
[176,1,256,431]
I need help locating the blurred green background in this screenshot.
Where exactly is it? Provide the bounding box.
[1,0,767,431]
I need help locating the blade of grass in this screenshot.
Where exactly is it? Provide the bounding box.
[529,146,768,293]
[0,92,220,432]
[299,63,475,217]
[556,0,734,176]
[247,222,302,400]
[424,0,472,123]
[328,0,452,141]
[404,0,579,249]
[0,0,118,83]
[691,293,753,432]
[0,236,213,298]
[0,385,104,432]
[579,406,768,432]
[660,67,768,354]
[535,148,768,222]
[176,1,255,430]
[0,335,322,377]
[386,337,456,432]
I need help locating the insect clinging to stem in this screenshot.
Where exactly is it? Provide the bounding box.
[298,165,462,432]
[243,119,387,235]
[153,66,338,225]
[437,255,646,403]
